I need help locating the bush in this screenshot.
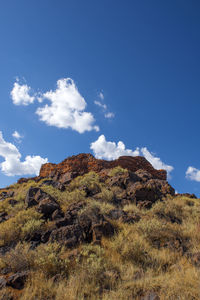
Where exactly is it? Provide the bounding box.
[0,243,31,272]
[108,166,128,177]
[33,243,69,277]
[0,209,43,246]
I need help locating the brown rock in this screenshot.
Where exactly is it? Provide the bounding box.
[39,153,167,181]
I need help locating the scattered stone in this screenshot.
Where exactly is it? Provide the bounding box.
[0,277,6,289]
[0,212,9,223]
[156,211,182,224]
[52,209,64,220]
[141,292,160,300]
[0,191,14,200]
[175,193,197,199]
[8,199,18,207]
[6,271,28,290]
[107,209,140,224]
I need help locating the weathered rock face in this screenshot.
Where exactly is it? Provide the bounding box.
[39,153,167,181]
[25,187,60,219]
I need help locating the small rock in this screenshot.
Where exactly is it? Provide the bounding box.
[8,199,18,207]
[0,277,6,289]
[141,292,160,300]
[6,271,28,290]
[52,209,64,220]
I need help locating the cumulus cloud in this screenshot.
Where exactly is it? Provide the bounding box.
[10,82,35,105]
[0,131,48,176]
[186,166,200,182]
[90,135,174,177]
[36,78,99,133]
[12,131,23,141]
[11,78,99,134]
[141,147,174,176]
[90,135,140,160]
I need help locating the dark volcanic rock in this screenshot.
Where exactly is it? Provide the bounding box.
[0,191,14,200]
[0,277,6,289]
[175,193,197,199]
[6,271,28,290]
[37,197,60,219]
[49,206,114,247]
[0,212,9,223]
[106,171,140,189]
[25,187,45,207]
[127,179,175,208]
[107,209,140,224]
[25,187,60,219]
[141,292,160,300]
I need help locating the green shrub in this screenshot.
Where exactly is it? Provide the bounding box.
[33,243,69,277]
[0,209,43,246]
[108,166,128,177]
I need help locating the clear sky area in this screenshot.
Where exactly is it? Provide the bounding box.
[0,0,200,196]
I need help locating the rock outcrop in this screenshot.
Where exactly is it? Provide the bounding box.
[39,153,167,181]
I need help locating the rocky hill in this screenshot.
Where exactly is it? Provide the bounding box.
[0,154,199,300]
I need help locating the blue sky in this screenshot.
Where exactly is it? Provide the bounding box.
[0,0,200,196]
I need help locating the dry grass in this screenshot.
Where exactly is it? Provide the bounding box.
[0,173,200,300]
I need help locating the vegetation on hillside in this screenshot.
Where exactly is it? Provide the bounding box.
[0,168,199,299]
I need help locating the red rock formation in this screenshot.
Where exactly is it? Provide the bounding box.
[39,153,167,180]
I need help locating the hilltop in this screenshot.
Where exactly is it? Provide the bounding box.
[0,154,199,300]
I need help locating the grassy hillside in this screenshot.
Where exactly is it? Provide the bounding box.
[0,167,199,299]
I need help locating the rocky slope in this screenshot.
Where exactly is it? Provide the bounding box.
[0,154,198,300]
[39,153,167,180]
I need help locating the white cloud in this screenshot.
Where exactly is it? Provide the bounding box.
[0,131,48,176]
[11,82,35,105]
[99,92,104,100]
[11,78,99,134]
[36,78,99,133]
[94,92,115,119]
[90,135,140,160]
[94,100,107,110]
[105,112,115,119]
[141,147,174,176]
[90,135,174,177]
[186,166,200,182]
[12,131,23,141]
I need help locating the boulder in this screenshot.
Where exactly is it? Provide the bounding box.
[127,179,175,208]
[25,187,45,207]
[49,206,114,247]
[37,197,60,219]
